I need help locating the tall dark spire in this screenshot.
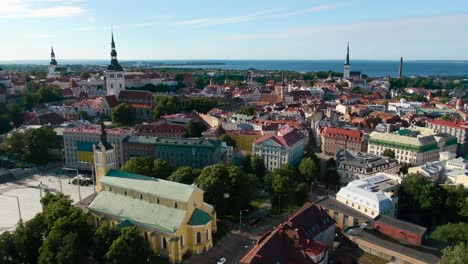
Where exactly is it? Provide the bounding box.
[50,46,57,66]
[98,119,113,150]
[345,41,350,66]
[107,32,123,71]
[398,57,403,78]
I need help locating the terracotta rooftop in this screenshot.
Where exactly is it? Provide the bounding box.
[321,127,364,141]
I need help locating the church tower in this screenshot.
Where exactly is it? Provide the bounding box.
[48,46,59,78]
[343,42,351,79]
[105,32,125,97]
[93,121,116,192]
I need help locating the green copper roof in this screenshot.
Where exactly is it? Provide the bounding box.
[188,208,212,226]
[116,219,134,228]
[102,169,196,202]
[89,191,186,233]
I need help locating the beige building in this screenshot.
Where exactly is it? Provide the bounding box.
[368,127,457,166]
[86,123,217,263]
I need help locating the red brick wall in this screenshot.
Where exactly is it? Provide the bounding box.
[373,221,423,246]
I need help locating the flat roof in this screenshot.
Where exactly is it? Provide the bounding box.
[345,228,440,264]
[316,196,372,221]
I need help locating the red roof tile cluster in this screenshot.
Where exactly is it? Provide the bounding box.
[239,202,334,264]
[103,95,119,108]
[321,127,364,141]
[254,128,305,147]
[427,119,468,129]
[118,90,153,102]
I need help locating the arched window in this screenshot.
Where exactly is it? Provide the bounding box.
[140,194,143,200]
[174,202,178,208]
[180,236,184,248]
[144,232,148,242]
[156,198,160,204]
[196,232,202,244]
[96,217,100,227]
[124,190,127,196]
[161,237,167,249]
[206,230,210,241]
[109,186,112,192]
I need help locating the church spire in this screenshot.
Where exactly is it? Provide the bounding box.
[98,119,113,150]
[107,31,123,71]
[345,41,350,65]
[50,46,57,66]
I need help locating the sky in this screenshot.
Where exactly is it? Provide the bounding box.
[1,0,468,61]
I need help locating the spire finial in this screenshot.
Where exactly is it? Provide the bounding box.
[345,41,350,65]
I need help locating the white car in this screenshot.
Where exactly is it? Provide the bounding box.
[217,257,226,264]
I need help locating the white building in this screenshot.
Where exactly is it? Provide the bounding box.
[252,128,306,171]
[368,127,458,166]
[336,173,400,218]
[408,154,468,187]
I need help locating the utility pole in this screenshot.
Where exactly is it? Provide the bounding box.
[240,209,248,233]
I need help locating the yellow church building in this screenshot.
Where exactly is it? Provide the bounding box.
[87,122,217,263]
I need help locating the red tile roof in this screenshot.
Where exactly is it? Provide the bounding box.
[321,127,364,141]
[427,119,468,129]
[103,95,119,108]
[239,202,334,264]
[119,90,153,102]
[254,129,305,147]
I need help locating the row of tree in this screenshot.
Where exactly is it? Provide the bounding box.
[23,84,64,110]
[152,96,218,119]
[0,126,62,164]
[399,174,468,228]
[0,193,151,264]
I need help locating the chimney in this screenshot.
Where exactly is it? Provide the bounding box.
[398,57,403,78]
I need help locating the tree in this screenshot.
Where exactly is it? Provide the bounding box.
[432,222,468,245]
[195,164,229,213]
[400,174,431,207]
[0,231,18,264]
[168,166,199,184]
[7,103,23,127]
[112,103,134,125]
[236,105,255,116]
[457,197,468,218]
[93,224,122,262]
[77,110,89,121]
[104,227,151,264]
[13,215,47,263]
[439,243,468,264]
[382,149,395,159]
[186,121,205,137]
[299,157,318,184]
[152,159,174,179]
[0,115,12,134]
[251,155,266,182]
[219,134,236,148]
[265,165,298,211]
[121,156,154,176]
[25,126,61,164]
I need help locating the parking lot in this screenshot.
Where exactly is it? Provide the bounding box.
[0,172,95,233]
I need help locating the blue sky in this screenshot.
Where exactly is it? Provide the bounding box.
[1,0,468,60]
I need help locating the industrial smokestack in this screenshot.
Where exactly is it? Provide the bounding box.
[398,57,403,78]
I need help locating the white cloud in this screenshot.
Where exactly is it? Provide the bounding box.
[173,11,273,26]
[280,4,341,17]
[0,0,85,19]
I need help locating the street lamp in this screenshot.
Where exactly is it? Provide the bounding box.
[0,194,22,223]
[240,209,249,233]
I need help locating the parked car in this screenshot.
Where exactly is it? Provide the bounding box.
[71,175,92,186]
[217,257,226,264]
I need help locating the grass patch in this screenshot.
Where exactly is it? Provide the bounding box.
[250,197,270,208]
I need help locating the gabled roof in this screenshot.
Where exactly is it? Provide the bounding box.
[103,95,119,108]
[254,129,305,147]
[102,169,197,202]
[119,90,153,102]
[88,191,186,233]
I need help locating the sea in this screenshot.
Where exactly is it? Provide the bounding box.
[2,59,468,78]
